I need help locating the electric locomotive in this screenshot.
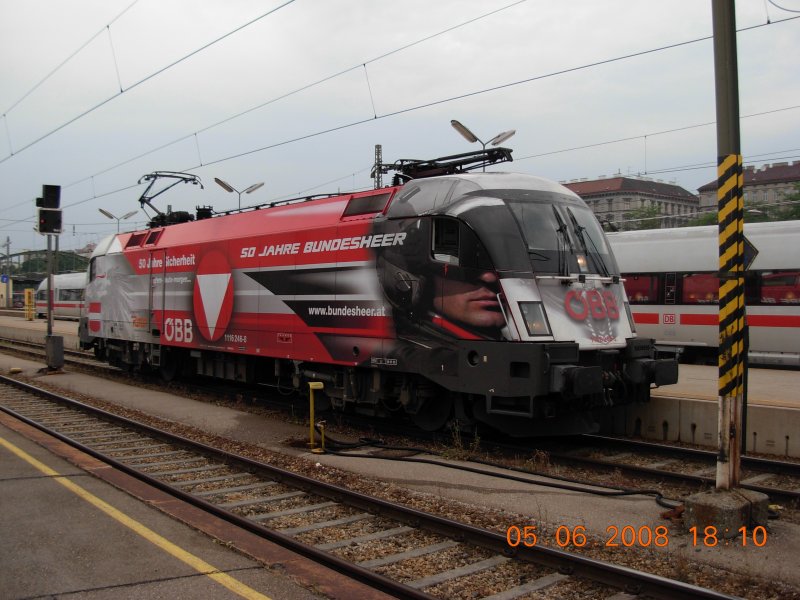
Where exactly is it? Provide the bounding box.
[80,151,677,436]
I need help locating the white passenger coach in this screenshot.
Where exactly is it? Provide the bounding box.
[608,221,800,367]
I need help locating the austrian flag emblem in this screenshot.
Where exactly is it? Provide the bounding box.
[192,251,234,341]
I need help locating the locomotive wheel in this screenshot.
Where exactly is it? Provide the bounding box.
[159,348,182,382]
[412,394,454,431]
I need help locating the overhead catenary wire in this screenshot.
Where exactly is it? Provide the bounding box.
[4,10,796,202]
[768,0,800,13]
[2,12,798,238]
[52,0,530,190]
[0,0,297,164]
[0,0,139,118]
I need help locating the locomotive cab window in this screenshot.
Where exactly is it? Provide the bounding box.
[431,218,495,273]
[432,218,460,264]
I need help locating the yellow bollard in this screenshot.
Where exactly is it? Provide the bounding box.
[308,382,324,450]
[24,288,34,321]
[313,421,327,454]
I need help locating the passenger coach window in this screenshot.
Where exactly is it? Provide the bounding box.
[624,275,659,304]
[681,273,718,304]
[760,270,800,304]
[59,288,84,302]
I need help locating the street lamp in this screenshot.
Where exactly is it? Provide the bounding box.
[99,209,138,232]
[214,178,264,209]
[450,120,516,171]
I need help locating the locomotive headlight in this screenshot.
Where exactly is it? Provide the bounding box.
[624,302,636,333]
[519,302,551,336]
[576,253,588,273]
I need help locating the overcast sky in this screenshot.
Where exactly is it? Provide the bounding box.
[1,0,798,255]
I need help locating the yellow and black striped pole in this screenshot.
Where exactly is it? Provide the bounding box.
[713,0,744,490]
[716,154,745,489]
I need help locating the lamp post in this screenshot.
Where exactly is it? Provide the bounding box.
[214,178,264,210]
[99,209,138,232]
[450,120,516,171]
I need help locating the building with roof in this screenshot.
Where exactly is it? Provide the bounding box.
[562,176,699,230]
[697,161,800,210]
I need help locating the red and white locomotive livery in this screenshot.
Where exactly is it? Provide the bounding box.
[80,156,677,436]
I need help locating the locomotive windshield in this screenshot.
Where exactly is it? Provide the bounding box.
[506,200,618,276]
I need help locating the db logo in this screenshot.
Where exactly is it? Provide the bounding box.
[663,313,677,325]
[564,290,620,321]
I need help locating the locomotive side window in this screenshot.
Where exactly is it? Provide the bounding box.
[624,274,660,304]
[126,232,147,248]
[432,218,460,264]
[343,192,392,217]
[432,218,495,272]
[681,273,718,304]
[144,229,163,245]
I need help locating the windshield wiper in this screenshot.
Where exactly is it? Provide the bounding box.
[566,208,610,277]
[526,248,549,262]
[551,206,571,277]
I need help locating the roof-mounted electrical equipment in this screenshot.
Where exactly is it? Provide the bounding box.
[137,171,203,228]
[371,147,513,186]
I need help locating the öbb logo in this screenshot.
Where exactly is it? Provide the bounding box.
[564,290,620,321]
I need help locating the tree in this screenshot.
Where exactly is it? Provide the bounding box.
[683,210,718,227]
[685,183,800,227]
[622,205,662,230]
[772,183,800,220]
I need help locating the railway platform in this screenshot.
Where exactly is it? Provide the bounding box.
[0,419,335,600]
[608,364,800,458]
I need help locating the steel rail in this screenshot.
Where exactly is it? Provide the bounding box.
[0,374,738,600]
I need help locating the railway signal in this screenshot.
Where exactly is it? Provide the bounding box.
[37,208,62,234]
[36,184,63,235]
[33,184,64,369]
[37,184,61,208]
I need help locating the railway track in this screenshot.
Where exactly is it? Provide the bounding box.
[0,335,96,364]
[3,334,798,512]
[0,375,736,600]
[537,434,800,508]
[3,335,798,510]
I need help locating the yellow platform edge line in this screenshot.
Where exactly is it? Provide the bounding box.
[0,435,272,600]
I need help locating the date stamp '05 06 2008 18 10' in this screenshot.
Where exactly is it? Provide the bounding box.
[506,524,769,550]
